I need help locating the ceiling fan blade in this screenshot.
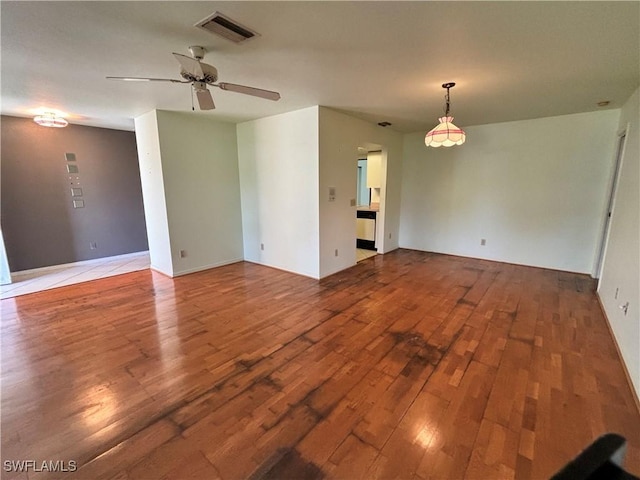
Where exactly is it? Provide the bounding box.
[173,53,203,79]
[106,76,185,83]
[217,82,281,101]
[195,89,215,110]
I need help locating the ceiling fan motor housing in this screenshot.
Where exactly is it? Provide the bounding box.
[180,63,218,84]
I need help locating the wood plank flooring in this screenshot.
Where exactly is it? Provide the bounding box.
[1,249,639,479]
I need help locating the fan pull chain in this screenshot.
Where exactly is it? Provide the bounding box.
[191,87,195,111]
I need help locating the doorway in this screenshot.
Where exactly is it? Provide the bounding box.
[355,145,384,262]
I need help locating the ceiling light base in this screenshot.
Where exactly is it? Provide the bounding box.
[34,112,68,128]
[188,46,206,60]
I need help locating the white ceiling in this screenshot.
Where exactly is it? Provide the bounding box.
[2,1,638,132]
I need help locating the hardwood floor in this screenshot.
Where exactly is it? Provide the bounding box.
[1,249,638,479]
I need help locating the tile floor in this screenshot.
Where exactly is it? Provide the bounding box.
[356,248,377,262]
[1,251,150,299]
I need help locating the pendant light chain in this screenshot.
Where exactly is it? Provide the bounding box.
[444,86,451,116]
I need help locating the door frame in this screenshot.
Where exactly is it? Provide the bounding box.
[594,125,628,279]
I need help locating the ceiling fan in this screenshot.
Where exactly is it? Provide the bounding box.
[106,46,280,110]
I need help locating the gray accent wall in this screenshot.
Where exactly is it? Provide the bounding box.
[1,115,148,271]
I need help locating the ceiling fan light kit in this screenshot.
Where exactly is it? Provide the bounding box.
[106,46,280,111]
[425,82,466,148]
[34,112,68,128]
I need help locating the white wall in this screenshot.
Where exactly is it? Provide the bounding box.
[237,107,320,278]
[597,88,640,398]
[318,107,403,278]
[156,111,243,276]
[135,110,243,277]
[399,110,619,273]
[0,229,11,285]
[134,110,173,276]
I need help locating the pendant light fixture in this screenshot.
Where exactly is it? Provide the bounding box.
[33,112,68,128]
[425,82,465,147]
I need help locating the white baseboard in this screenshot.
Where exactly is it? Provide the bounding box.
[170,257,245,277]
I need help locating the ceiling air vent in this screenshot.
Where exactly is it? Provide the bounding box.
[195,12,259,44]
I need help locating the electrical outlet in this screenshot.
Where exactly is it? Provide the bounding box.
[619,302,629,316]
[260,243,264,251]
[480,238,486,246]
[335,249,339,257]
[89,242,97,250]
[180,250,187,258]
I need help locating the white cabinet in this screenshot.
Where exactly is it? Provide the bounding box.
[366,151,382,188]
